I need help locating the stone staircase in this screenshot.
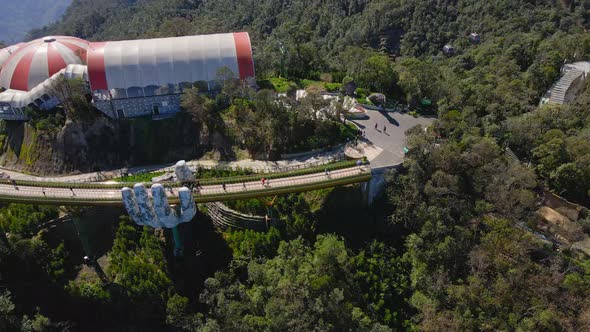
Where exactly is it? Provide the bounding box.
[548,69,584,105]
[205,202,275,231]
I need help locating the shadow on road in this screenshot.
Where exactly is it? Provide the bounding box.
[353,121,366,129]
[379,110,400,126]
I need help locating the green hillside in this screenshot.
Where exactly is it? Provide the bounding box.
[0,0,71,44]
[0,1,587,331]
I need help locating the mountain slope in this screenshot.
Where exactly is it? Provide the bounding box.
[0,0,71,43]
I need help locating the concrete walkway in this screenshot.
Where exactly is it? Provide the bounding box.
[0,147,347,183]
[351,109,435,168]
[0,166,369,205]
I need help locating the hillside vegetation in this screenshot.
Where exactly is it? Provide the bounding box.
[0,0,587,331]
[0,0,71,43]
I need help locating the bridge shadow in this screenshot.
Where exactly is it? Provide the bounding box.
[379,110,400,127]
[314,186,390,249]
[352,121,366,129]
[166,208,232,301]
[5,121,25,157]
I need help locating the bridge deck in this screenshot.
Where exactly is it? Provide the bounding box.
[0,166,371,206]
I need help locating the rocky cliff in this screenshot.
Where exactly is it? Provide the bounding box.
[0,113,231,175]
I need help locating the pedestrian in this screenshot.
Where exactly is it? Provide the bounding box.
[383,125,387,134]
[243,182,247,189]
[261,177,266,187]
[324,168,330,177]
[42,187,46,196]
[222,183,226,191]
[374,123,378,130]
[265,179,270,187]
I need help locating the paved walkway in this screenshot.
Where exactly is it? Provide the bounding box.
[0,148,346,183]
[0,166,369,205]
[351,109,435,168]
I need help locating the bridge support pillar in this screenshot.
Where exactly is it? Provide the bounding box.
[171,226,184,256]
[361,166,396,206]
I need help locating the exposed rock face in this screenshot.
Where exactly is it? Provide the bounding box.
[0,112,232,175]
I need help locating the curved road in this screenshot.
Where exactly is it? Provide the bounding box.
[0,166,371,205]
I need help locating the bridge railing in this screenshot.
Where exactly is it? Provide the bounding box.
[189,166,370,197]
[0,166,372,206]
[0,160,361,190]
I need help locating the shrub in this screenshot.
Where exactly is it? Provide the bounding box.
[355,88,370,98]
[268,77,298,93]
[342,76,354,85]
[320,73,333,83]
[324,83,342,92]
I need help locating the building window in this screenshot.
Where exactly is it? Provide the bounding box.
[144,85,158,97]
[193,81,209,92]
[110,88,128,99]
[179,82,192,92]
[127,87,144,98]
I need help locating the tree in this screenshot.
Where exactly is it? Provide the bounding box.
[200,235,390,331]
[166,294,200,329]
[180,87,217,132]
[107,221,171,299]
[48,76,93,121]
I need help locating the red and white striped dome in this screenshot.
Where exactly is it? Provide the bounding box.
[0,36,89,91]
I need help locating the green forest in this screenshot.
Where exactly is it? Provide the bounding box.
[0,0,588,330]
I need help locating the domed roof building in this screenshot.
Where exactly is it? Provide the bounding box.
[0,36,89,91]
[0,32,254,120]
[0,43,25,69]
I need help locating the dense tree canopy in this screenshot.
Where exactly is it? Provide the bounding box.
[1,0,588,331]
